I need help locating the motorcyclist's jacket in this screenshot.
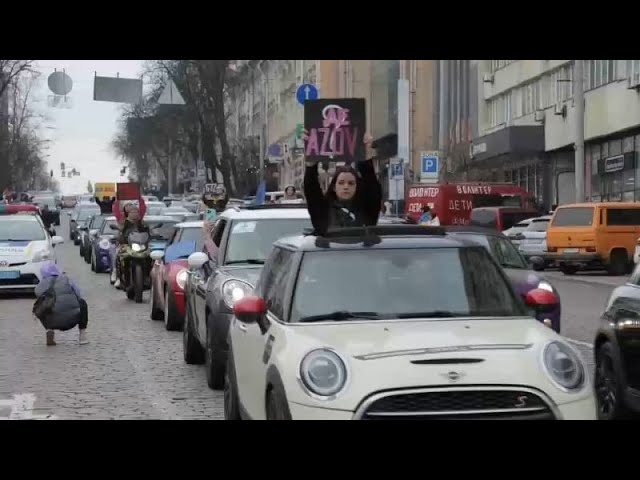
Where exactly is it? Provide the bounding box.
[119,220,150,244]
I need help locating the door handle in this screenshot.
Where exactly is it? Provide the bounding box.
[236,322,248,332]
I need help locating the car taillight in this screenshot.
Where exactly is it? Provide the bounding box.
[586,246,596,252]
[547,247,558,252]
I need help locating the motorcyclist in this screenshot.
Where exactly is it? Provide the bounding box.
[114,205,149,289]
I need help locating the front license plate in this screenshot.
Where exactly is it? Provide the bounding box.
[564,248,579,254]
[0,270,20,279]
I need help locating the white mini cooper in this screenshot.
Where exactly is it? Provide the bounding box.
[223,226,596,420]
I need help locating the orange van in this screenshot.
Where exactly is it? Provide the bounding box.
[547,202,640,276]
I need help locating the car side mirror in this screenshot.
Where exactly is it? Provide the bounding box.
[89,229,99,237]
[525,288,559,316]
[529,256,545,271]
[187,252,208,270]
[109,224,119,231]
[150,250,164,262]
[51,236,64,246]
[233,296,269,334]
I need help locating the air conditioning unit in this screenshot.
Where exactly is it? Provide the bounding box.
[554,103,567,118]
[628,74,640,90]
[483,73,494,84]
[534,110,545,122]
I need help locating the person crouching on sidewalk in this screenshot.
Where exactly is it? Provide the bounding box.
[34,263,89,346]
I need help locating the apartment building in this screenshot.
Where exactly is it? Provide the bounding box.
[471,60,640,209]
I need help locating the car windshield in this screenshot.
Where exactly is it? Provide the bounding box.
[100,219,118,235]
[178,226,205,250]
[89,215,107,229]
[147,220,178,240]
[0,220,46,241]
[224,218,311,264]
[451,233,528,269]
[552,207,594,227]
[291,247,525,322]
[506,223,529,235]
[527,219,550,232]
[77,207,100,221]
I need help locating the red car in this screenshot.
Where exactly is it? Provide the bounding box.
[150,221,205,331]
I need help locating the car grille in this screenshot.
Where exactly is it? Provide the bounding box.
[356,388,556,420]
[0,274,39,287]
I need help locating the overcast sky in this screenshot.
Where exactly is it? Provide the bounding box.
[33,60,145,195]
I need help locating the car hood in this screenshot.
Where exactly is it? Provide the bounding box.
[276,317,589,411]
[219,265,262,287]
[0,240,50,263]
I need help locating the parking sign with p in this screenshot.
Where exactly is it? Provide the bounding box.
[421,151,439,180]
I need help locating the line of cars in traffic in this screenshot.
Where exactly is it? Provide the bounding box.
[73,198,599,420]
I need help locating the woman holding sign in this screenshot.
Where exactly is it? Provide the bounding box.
[303,130,382,235]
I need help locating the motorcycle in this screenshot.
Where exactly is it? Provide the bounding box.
[119,230,152,303]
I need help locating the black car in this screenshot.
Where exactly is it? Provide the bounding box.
[182,205,311,390]
[80,214,109,263]
[69,203,101,244]
[594,264,640,419]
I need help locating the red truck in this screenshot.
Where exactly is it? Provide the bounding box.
[405,183,536,225]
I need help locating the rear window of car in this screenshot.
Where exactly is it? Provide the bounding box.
[470,210,497,229]
[552,207,594,227]
[527,219,550,232]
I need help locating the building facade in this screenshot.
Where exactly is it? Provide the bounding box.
[470,60,640,210]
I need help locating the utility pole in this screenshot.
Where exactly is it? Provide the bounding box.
[574,60,585,203]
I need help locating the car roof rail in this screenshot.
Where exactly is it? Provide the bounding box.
[242,203,307,210]
[308,224,446,238]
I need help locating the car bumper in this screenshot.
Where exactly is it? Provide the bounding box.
[555,396,597,420]
[0,260,47,290]
[549,253,601,268]
[288,402,354,420]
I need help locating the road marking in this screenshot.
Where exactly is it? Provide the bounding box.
[0,394,58,420]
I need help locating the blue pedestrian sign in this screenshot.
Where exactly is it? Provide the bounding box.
[421,151,439,179]
[296,83,319,105]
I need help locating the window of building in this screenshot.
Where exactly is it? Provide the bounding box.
[624,136,635,153]
[491,60,515,73]
[627,60,640,85]
[609,139,622,157]
[586,60,617,90]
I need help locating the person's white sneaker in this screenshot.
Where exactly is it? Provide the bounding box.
[114,278,121,289]
[110,271,117,284]
[79,330,89,345]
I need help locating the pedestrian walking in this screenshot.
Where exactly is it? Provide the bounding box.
[303,132,382,235]
[33,263,89,346]
[418,205,440,226]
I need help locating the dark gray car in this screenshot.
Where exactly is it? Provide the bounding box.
[182,206,311,390]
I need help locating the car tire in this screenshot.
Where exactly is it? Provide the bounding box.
[608,249,628,276]
[266,388,292,420]
[224,349,241,420]
[90,250,96,272]
[164,286,182,331]
[595,342,635,420]
[79,244,85,257]
[150,283,163,321]
[183,303,205,365]
[533,262,545,272]
[205,313,225,390]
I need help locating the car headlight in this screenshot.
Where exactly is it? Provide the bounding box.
[176,269,188,290]
[300,349,348,398]
[32,250,52,262]
[99,239,110,249]
[542,341,584,391]
[222,279,253,309]
[537,281,554,292]
[131,243,145,252]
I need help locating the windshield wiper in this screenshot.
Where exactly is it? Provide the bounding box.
[396,311,462,319]
[0,239,31,242]
[300,311,383,322]
[225,259,265,265]
[500,262,525,269]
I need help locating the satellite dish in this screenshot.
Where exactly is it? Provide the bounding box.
[48,71,73,96]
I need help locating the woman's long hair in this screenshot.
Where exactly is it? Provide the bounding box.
[325,165,359,204]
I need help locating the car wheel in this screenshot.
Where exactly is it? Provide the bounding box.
[265,389,292,420]
[90,249,96,272]
[183,303,205,365]
[205,314,225,390]
[79,244,85,257]
[595,342,633,420]
[224,350,241,420]
[150,283,163,321]
[164,286,182,331]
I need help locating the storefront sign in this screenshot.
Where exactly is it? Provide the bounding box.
[604,155,625,173]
